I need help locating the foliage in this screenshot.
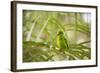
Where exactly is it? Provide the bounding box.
[23,10,91,62]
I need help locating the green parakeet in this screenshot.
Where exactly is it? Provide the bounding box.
[56,30,69,51]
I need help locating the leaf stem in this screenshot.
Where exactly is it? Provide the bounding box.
[26,16,40,41]
[36,18,49,41]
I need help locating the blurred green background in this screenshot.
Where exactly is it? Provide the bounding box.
[23,10,91,62]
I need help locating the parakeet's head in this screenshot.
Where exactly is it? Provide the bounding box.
[57,30,64,35]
